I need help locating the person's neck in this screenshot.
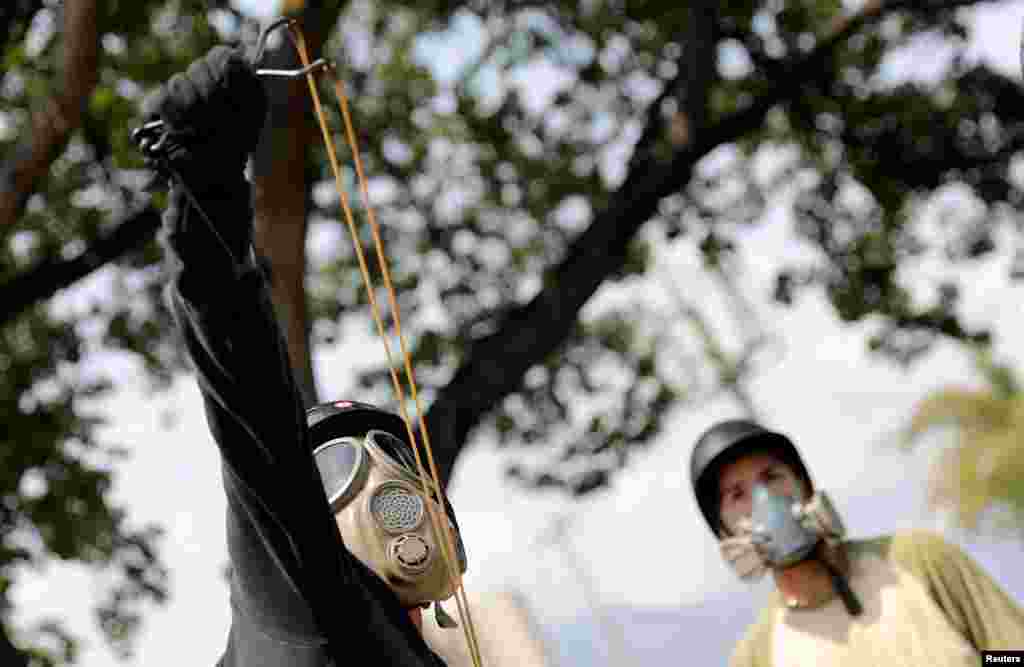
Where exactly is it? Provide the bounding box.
[773,542,848,610]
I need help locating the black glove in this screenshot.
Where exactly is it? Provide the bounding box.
[142,45,267,181]
[143,46,267,270]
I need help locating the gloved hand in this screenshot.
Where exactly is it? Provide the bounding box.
[143,46,267,269]
[142,45,267,181]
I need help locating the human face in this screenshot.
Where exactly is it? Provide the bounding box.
[717,451,807,535]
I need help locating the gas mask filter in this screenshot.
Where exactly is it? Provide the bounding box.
[313,430,467,625]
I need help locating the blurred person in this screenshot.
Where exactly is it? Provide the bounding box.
[141,46,467,666]
[690,419,1024,667]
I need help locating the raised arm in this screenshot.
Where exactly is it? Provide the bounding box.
[147,46,351,643]
[147,46,447,665]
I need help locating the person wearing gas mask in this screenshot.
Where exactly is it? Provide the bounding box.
[142,46,466,665]
[690,419,1024,667]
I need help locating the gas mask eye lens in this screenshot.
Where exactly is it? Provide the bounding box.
[365,430,421,479]
[313,438,368,512]
[371,483,425,534]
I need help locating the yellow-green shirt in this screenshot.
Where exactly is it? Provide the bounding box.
[730,530,1024,667]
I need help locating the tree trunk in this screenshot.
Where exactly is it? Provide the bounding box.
[0,0,99,233]
[251,1,346,408]
[0,206,161,327]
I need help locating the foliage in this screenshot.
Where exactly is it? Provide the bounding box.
[0,1,241,663]
[905,352,1024,534]
[313,0,1024,482]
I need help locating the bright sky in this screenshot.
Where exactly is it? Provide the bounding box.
[12,1,1024,666]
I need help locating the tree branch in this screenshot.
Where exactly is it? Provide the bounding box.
[0,0,100,233]
[630,2,719,170]
[422,0,964,485]
[0,206,160,328]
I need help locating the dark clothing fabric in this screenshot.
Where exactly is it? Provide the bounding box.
[141,46,267,188]
[163,181,445,666]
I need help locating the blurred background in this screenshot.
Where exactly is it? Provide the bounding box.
[3,0,1024,665]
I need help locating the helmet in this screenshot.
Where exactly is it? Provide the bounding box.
[307,399,409,444]
[690,419,811,537]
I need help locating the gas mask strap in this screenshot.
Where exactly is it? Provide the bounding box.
[822,559,863,616]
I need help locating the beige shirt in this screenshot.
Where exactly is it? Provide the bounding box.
[730,531,1024,667]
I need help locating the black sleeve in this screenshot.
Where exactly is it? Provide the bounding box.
[166,245,335,643]
[163,181,444,665]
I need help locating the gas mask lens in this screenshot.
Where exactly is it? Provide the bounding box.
[313,430,429,513]
[365,430,423,481]
[313,437,368,512]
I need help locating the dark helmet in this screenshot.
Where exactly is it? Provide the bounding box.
[690,419,812,537]
[307,399,409,447]
[306,400,463,539]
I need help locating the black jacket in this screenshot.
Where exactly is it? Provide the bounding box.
[163,181,447,666]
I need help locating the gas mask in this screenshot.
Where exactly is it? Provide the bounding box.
[720,485,845,582]
[313,429,467,625]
